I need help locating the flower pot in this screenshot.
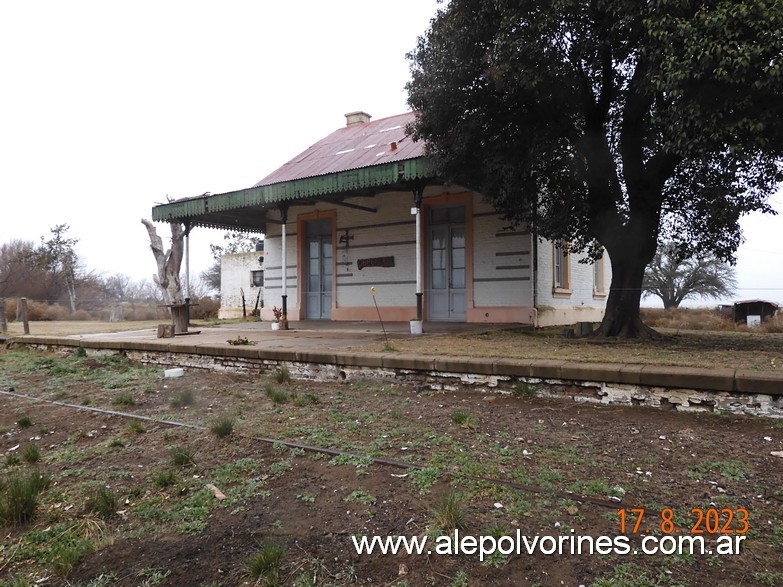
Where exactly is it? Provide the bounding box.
[271,322,281,331]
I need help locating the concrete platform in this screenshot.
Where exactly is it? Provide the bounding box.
[6,321,783,399]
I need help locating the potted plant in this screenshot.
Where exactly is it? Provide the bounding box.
[271,306,284,330]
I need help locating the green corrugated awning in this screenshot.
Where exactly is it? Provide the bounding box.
[152,157,434,232]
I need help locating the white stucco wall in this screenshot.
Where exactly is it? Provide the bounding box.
[218,251,265,319]
[261,188,608,325]
[535,239,612,327]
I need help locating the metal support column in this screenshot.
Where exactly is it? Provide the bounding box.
[280,206,289,327]
[413,187,424,323]
[183,221,192,326]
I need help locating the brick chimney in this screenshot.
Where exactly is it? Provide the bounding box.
[345,111,371,126]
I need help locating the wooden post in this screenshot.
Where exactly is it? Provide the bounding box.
[170,304,188,334]
[20,297,30,335]
[0,298,7,335]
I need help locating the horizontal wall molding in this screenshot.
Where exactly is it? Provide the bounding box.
[474,277,531,283]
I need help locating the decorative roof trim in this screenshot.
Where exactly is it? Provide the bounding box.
[152,157,433,223]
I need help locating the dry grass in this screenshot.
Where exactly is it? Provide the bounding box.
[366,308,783,372]
[640,307,736,331]
[2,320,163,337]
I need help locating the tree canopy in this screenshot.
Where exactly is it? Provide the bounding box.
[200,231,263,294]
[643,244,737,309]
[36,224,81,313]
[407,0,783,337]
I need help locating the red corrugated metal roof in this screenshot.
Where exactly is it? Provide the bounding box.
[254,112,423,187]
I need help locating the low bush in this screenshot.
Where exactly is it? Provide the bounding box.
[429,492,468,534]
[111,393,136,407]
[170,389,195,408]
[265,385,289,404]
[758,314,783,334]
[170,446,195,467]
[273,365,291,384]
[210,418,234,438]
[0,472,51,525]
[21,444,41,464]
[248,540,286,584]
[153,470,177,489]
[85,485,118,519]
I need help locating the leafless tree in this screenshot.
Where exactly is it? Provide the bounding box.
[644,244,737,309]
[141,219,185,305]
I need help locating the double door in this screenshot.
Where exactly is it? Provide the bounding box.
[304,218,332,320]
[428,206,467,321]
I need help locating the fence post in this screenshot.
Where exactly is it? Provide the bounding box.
[0,298,7,335]
[20,297,30,335]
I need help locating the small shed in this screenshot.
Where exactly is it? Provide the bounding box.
[733,299,780,326]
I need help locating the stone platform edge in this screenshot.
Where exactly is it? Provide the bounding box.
[7,335,781,396]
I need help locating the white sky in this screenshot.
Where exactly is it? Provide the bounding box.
[1,0,781,306]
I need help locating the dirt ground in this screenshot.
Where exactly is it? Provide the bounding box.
[1,347,783,586]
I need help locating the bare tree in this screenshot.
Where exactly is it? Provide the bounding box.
[643,244,737,309]
[0,240,49,299]
[141,219,185,305]
[199,262,220,295]
[36,225,81,312]
[104,273,133,303]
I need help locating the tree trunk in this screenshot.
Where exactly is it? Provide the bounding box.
[595,241,663,339]
[65,272,77,314]
[141,219,185,306]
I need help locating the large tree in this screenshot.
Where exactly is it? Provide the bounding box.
[643,244,737,309]
[407,0,783,337]
[36,224,81,313]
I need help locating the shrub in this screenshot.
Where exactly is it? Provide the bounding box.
[170,446,195,467]
[16,416,33,428]
[292,392,320,407]
[210,418,234,438]
[21,444,41,464]
[0,472,51,525]
[190,296,220,320]
[429,492,468,534]
[22,300,65,321]
[111,393,136,407]
[758,314,783,334]
[153,470,177,489]
[512,380,536,398]
[70,309,93,321]
[265,385,289,404]
[5,453,21,466]
[451,412,477,430]
[170,389,195,408]
[273,365,291,384]
[248,540,286,584]
[85,486,118,519]
[126,420,146,434]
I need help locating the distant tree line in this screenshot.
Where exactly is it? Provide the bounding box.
[0,224,217,321]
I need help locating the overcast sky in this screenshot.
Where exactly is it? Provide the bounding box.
[1,0,781,306]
